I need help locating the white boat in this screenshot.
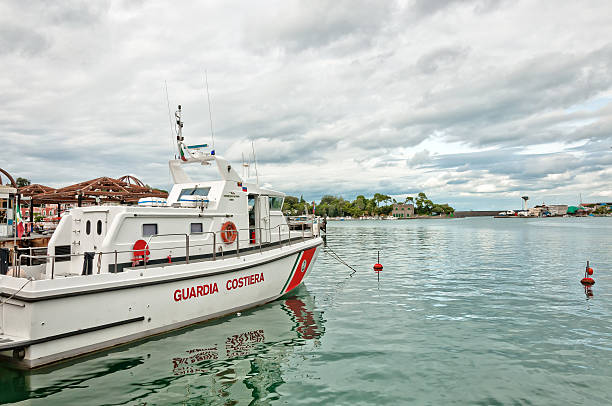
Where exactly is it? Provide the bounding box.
[0,285,323,403]
[0,106,323,368]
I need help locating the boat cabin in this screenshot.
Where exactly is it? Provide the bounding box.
[5,106,320,281]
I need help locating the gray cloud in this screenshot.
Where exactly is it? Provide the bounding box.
[0,25,49,56]
[2,1,612,210]
[244,1,395,53]
[416,46,470,74]
[410,0,507,17]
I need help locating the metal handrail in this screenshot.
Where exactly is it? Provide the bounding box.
[146,233,189,265]
[15,246,48,266]
[17,254,56,279]
[11,220,318,279]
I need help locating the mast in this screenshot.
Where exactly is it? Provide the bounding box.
[251,141,259,185]
[175,105,187,161]
[242,153,250,179]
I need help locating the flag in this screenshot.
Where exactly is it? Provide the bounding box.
[242,186,248,192]
[179,145,188,161]
[15,202,24,238]
[237,182,242,187]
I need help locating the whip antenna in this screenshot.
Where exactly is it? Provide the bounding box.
[252,140,259,185]
[204,70,215,149]
[164,81,176,158]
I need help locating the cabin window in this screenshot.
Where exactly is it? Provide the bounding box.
[269,196,283,211]
[190,223,203,234]
[143,223,158,237]
[85,220,91,235]
[179,187,211,200]
[96,220,102,235]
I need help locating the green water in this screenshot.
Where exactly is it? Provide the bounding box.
[1,217,612,405]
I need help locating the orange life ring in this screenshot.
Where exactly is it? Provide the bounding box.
[220,221,237,244]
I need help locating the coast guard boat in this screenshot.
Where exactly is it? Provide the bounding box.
[0,106,323,368]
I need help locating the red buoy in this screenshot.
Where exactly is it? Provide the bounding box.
[587,267,593,276]
[374,251,383,281]
[581,277,595,286]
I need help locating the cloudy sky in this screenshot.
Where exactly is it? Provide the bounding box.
[1,0,612,210]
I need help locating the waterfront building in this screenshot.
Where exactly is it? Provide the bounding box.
[547,205,569,216]
[527,204,569,217]
[583,202,612,211]
[0,184,17,237]
[392,203,414,218]
[21,204,66,221]
[527,206,547,217]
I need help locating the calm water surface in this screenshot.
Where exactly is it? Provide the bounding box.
[1,217,612,405]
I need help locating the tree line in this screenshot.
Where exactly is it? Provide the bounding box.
[282,192,454,217]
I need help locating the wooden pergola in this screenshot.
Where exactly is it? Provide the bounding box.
[13,176,167,228]
[18,184,55,196]
[26,176,167,205]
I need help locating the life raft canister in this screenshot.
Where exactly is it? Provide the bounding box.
[220,221,237,244]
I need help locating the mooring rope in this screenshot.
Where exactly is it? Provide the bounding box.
[1,277,33,305]
[323,245,358,277]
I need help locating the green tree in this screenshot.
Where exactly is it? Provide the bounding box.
[380,205,393,215]
[16,177,31,188]
[286,192,453,219]
[320,195,337,205]
[366,199,377,215]
[282,196,299,215]
[415,192,434,215]
[355,195,367,211]
[441,204,455,215]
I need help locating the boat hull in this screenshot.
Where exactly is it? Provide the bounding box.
[0,238,322,369]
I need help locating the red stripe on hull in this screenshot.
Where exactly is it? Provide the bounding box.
[285,247,317,293]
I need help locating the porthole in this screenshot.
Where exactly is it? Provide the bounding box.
[85,220,91,235]
[97,220,102,235]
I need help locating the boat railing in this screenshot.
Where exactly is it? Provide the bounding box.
[12,221,318,279]
[15,247,48,266]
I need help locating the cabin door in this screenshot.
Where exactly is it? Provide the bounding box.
[81,212,108,253]
[257,196,270,244]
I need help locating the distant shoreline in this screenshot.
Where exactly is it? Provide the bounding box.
[327,213,612,221]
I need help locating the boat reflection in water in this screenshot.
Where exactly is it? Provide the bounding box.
[0,285,324,405]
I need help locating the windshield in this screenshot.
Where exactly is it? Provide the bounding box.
[179,187,211,199]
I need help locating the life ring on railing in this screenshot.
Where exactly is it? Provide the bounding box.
[220,221,237,244]
[132,239,150,266]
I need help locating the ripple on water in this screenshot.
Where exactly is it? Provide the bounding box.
[3,217,612,404]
